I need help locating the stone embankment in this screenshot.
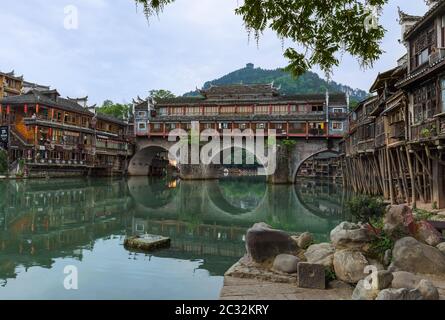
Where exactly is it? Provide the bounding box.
[220,205,445,300]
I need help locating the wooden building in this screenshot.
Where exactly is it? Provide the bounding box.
[342,1,445,209]
[134,83,349,139]
[0,89,133,177]
[0,71,23,99]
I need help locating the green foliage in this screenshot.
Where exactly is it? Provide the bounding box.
[325,267,337,283]
[135,0,387,76]
[96,100,132,120]
[369,232,394,261]
[346,195,386,228]
[0,150,7,174]
[184,65,368,102]
[281,139,297,151]
[150,89,176,100]
[414,208,434,221]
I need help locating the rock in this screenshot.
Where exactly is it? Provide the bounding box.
[330,222,374,250]
[368,258,385,272]
[272,254,300,274]
[414,221,443,246]
[246,223,298,263]
[352,279,380,300]
[383,204,415,237]
[296,232,313,249]
[383,249,392,266]
[391,271,421,289]
[416,279,439,300]
[376,288,423,300]
[124,234,171,251]
[304,243,335,268]
[374,271,394,290]
[390,237,445,275]
[297,262,326,289]
[437,242,445,255]
[333,249,369,284]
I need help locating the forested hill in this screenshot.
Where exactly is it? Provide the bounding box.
[184,64,368,103]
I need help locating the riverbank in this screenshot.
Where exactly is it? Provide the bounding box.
[220,205,445,300]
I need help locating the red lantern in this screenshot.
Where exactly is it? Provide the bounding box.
[0,105,2,114]
[6,105,10,115]
[36,104,39,114]
[24,104,28,114]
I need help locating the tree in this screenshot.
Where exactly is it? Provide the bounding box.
[96,100,133,120]
[149,89,176,100]
[134,0,386,76]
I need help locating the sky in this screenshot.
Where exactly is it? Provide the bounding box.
[0,0,429,105]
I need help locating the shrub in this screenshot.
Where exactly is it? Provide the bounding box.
[346,195,386,233]
[369,233,394,261]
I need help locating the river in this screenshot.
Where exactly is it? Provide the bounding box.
[0,176,352,299]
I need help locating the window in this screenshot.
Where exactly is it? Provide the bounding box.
[312,105,324,112]
[276,123,283,130]
[255,106,269,114]
[333,108,344,113]
[272,105,288,114]
[159,108,168,116]
[239,123,248,130]
[332,122,343,131]
[219,123,229,129]
[220,106,236,114]
[418,48,429,66]
[138,122,146,130]
[256,123,266,129]
[441,78,445,114]
[153,123,161,130]
[138,111,147,117]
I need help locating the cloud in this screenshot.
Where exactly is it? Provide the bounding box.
[0,0,429,104]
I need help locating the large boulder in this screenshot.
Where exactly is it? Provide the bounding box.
[391,272,439,300]
[391,271,421,289]
[296,232,313,249]
[272,254,300,274]
[383,204,415,236]
[414,221,443,247]
[330,222,374,250]
[376,288,423,300]
[333,249,369,284]
[304,243,335,268]
[245,223,298,263]
[416,279,440,300]
[352,279,380,300]
[437,242,445,255]
[390,237,445,275]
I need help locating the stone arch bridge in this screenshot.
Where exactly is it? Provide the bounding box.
[128,137,340,184]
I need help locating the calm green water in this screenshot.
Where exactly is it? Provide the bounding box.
[0,176,351,300]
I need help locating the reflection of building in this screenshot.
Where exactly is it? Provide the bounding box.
[0,90,133,177]
[298,152,342,179]
[0,179,132,282]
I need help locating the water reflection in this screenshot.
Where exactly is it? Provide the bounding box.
[0,177,351,298]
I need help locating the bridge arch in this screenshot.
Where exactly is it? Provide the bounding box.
[128,139,177,176]
[291,149,341,183]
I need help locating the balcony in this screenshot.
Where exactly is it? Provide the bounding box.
[411,119,438,141]
[429,48,445,66]
[357,139,375,153]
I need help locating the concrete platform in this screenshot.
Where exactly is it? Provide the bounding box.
[220,276,353,300]
[124,234,171,252]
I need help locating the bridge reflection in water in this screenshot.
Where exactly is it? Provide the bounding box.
[0,177,352,295]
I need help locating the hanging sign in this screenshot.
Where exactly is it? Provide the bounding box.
[0,126,9,150]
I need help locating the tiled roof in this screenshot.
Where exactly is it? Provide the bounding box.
[155,91,347,106]
[96,112,127,126]
[404,0,445,40]
[0,90,93,115]
[201,83,278,96]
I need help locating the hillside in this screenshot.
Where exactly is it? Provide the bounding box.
[184,64,368,104]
